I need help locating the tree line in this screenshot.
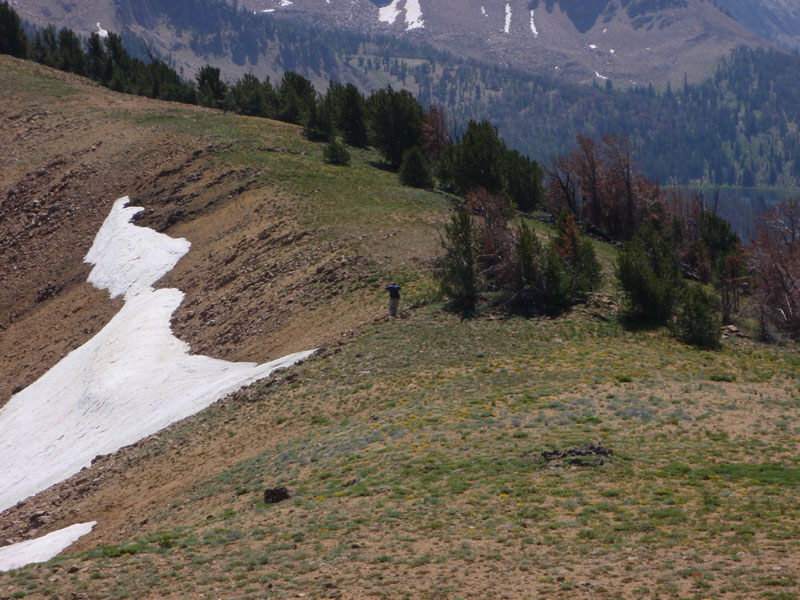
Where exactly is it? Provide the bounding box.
[0,1,544,210]
[447,130,795,347]
[6,0,800,195]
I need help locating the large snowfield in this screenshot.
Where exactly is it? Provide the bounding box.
[0,196,313,570]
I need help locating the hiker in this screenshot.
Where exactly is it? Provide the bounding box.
[385,282,401,317]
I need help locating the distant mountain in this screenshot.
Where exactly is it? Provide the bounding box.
[714,0,800,51]
[11,0,777,86]
[233,0,774,85]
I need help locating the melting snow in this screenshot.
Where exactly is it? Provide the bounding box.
[530,10,538,36]
[279,0,293,5]
[588,44,597,50]
[378,0,423,30]
[610,48,615,54]
[0,195,314,518]
[504,3,511,34]
[0,523,97,572]
[481,6,487,16]
[379,0,402,24]
[95,23,108,38]
[404,0,424,30]
[595,71,609,80]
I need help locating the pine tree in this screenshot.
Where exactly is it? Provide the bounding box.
[0,0,27,58]
[438,210,479,315]
[196,65,227,109]
[399,146,434,189]
[339,83,367,147]
[366,86,423,168]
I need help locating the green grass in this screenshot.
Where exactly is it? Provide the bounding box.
[3,56,800,600]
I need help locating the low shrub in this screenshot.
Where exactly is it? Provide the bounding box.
[399,146,434,189]
[675,283,721,349]
[616,223,683,323]
[323,139,350,166]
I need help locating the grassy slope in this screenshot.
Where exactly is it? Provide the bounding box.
[1,57,800,600]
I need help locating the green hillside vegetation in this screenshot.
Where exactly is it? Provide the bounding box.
[6,0,800,207]
[2,47,800,599]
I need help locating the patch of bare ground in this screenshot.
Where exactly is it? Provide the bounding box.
[4,56,800,600]
[0,55,423,561]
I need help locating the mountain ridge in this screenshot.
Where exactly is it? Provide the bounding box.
[10,0,780,86]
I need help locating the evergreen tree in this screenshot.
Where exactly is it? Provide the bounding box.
[453,120,505,195]
[229,73,267,116]
[57,28,86,76]
[367,86,423,168]
[675,284,721,349]
[323,138,350,166]
[438,210,479,315]
[616,224,683,323]
[196,65,227,108]
[399,146,434,189]
[339,83,367,147]
[0,0,27,58]
[38,25,59,68]
[303,97,335,142]
[86,33,107,82]
[504,149,543,212]
[278,71,316,124]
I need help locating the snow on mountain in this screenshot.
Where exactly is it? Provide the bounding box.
[378,0,402,24]
[0,523,97,572]
[228,0,775,84]
[378,0,424,30]
[0,196,314,566]
[405,0,424,30]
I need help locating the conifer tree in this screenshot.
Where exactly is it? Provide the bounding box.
[0,0,27,58]
[399,146,434,189]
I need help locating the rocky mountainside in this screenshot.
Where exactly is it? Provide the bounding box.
[715,0,800,51]
[9,0,776,86]
[238,0,773,84]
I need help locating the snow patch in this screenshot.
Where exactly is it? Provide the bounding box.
[588,44,597,50]
[595,71,609,80]
[279,0,293,6]
[404,0,424,30]
[0,523,96,572]
[378,0,402,24]
[85,199,189,300]
[95,23,108,38]
[481,6,487,16]
[530,10,538,36]
[0,196,315,514]
[609,48,615,54]
[504,2,511,34]
[379,0,423,29]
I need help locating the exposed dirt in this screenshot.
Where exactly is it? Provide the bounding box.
[0,56,395,551]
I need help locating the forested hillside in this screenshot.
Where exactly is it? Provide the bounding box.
[7,0,800,198]
[107,0,800,193]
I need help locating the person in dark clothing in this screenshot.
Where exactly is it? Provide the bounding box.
[386,282,401,317]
